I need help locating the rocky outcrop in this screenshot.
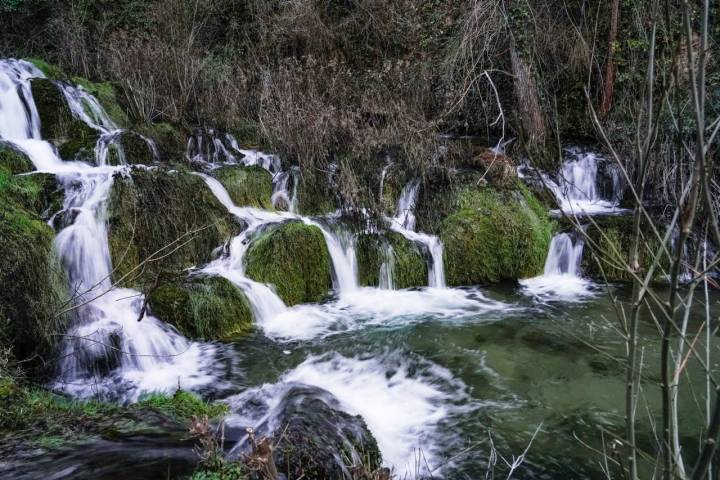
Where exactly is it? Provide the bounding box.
[212,165,273,209]
[245,221,332,305]
[356,231,427,288]
[106,167,240,289]
[149,275,253,340]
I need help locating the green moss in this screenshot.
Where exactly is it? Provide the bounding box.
[191,463,246,480]
[30,78,98,162]
[440,182,554,286]
[582,216,669,283]
[71,76,128,127]
[120,131,155,165]
[106,168,240,289]
[245,221,332,305]
[135,390,228,421]
[149,275,253,340]
[354,232,427,288]
[212,165,273,209]
[0,143,34,174]
[137,122,186,162]
[387,231,428,288]
[297,173,339,216]
[0,166,68,368]
[25,58,66,80]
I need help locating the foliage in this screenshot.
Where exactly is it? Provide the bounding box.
[135,389,228,421]
[245,221,332,305]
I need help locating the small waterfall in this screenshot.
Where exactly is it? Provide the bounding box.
[543,148,624,215]
[542,233,584,276]
[389,180,446,288]
[378,243,395,290]
[307,220,358,292]
[520,231,592,301]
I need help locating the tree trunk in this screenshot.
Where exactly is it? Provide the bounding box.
[598,0,620,119]
[510,45,546,144]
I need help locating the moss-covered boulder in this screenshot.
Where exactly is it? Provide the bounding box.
[245,221,332,305]
[356,231,428,288]
[119,131,155,166]
[581,215,669,282]
[0,143,35,174]
[440,183,554,286]
[0,166,68,368]
[107,168,240,289]
[297,173,339,216]
[149,275,253,340]
[137,122,187,162]
[30,78,99,162]
[211,165,273,208]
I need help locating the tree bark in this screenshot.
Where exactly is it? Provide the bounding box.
[599,0,620,119]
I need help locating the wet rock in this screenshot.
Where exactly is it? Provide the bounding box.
[30,78,98,162]
[120,131,156,166]
[245,221,332,305]
[356,232,427,288]
[106,167,241,289]
[212,165,273,209]
[149,274,254,340]
[0,142,34,174]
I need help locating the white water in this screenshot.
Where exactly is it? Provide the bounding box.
[378,242,395,290]
[0,59,217,400]
[389,180,447,288]
[545,148,624,215]
[521,232,593,301]
[224,352,469,475]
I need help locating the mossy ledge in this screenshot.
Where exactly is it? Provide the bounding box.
[356,231,428,289]
[107,167,240,289]
[0,142,35,174]
[211,165,273,209]
[0,164,68,370]
[149,275,253,340]
[440,182,554,286]
[30,78,98,163]
[245,221,332,305]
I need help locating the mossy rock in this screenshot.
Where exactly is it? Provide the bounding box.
[297,173,339,216]
[581,215,669,282]
[245,221,332,305]
[30,78,98,162]
[0,143,34,174]
[25,58,67,80]
[0,166,69,369]
[120,131,155,165]
[356,232,428,288]
[71,76,128,127]
[211,165,273,209]
[106,168,240,289]
[440,182,554,285]
[137,122,187,162]
[149,275,253,340]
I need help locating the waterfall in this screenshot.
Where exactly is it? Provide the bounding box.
[389,180,446,288]
[0,59,216,399]
[378,242,395,290]
[544,148,623,215]
[520,231,592,301]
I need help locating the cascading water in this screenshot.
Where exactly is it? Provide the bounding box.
[378,242,396,290]
[520,231,593,301]
[0,59,216,400]
[389,180,447,288]
[544,147,624,215]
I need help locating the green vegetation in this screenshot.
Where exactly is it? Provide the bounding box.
[582,216,668,283]
[135,390,228,421]
[190,464,246,480]
[0,143,34,174]
[30,78,98,162]
[212,165,273,209]
[245,221,332,305]
[26,57,66,80]
[0,163,68,369]
[149,275,253,340]
[440,182,554,286]
[107,167,239,289]
[356,232,427,288]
